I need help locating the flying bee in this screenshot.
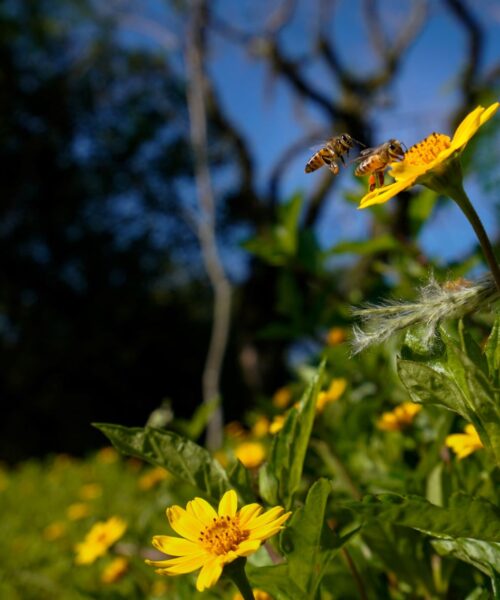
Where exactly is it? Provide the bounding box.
[354,139,406,191]
[305,133,364,175]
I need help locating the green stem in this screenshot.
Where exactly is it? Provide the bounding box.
[450,186,500,292]
[225,558,255,600]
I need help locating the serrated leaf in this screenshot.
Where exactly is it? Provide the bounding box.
[432,537,500,576]
[342,493,500,542]
[93,423,230,501]
[398,330,500,465]
[259,362,324,507]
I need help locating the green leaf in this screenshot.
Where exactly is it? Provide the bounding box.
[342,493,500,542]
[249,479,357,599]
[246,564,304,600]
[326,234,400,256]
[398,329,500,464]
[259,362,324,507]
[397,360,469,416]
[485,315,500,381]
[280,478,357,596]
[432,537,500,576]
[93,423,230,501]
[174,396,219,440]
[242,194,303,266]
[226,460,256,505]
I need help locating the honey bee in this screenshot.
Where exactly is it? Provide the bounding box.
[354,139,406,191]
[305,133,364,175]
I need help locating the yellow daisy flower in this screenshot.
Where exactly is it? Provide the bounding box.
[359,103,499,209]
[138,466,170,491]
[234,441,266,469]
[79,483,102,500]
[269,414,287,434]
[67,502,91,521]
[101,556,129,584]
[445,424,484,460]
[316,378,347,413]
[377,402,422,432]
[251,416,270,438]
[326,327,346,346]
[75,517,127,565]
[272,386,293,409]
[146,490,291,592]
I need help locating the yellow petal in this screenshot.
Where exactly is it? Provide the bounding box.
[236,539,262,556]
[196,557,224,591]
[238,503,263,527]
[167,506,203,542]
[146,552,207,573]
[451,106,484,149]
[152,535,201,557]
[218,490,238,517]
[247,512,291,541]
[245,506,285,529]
[358,178,415,209]
[479,102,499,125]
[186,497,217,523]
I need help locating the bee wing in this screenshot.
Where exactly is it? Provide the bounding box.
[351,143,386,162]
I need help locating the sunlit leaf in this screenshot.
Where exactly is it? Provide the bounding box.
[94,423,230,501]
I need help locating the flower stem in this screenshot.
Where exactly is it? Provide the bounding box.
[225,558,255,600]
[451,186,500,292]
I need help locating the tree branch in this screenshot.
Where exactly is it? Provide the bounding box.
[186,0,231,449]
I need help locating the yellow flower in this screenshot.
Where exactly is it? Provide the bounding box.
[79,483,102,500]
[445,424,484,460]
[233,589,273,600]
[75,517,127,565]
[234,441,266,469]
[138,466,170,491]
[326,327,346,346]
[316,378,347,413]
[272,386,293,409]
[145,489,291,592]
[151,580,170,596]
[43,521,66,541]
[359,103,499,209]
[101,556,129,584]
[377,402,422,432]
[96,446,119,464]
[269,414,286,434]
[251,416,270,438]
[67,502,91,521]
[225,421,247,441]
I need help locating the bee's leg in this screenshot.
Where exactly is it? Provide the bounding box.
[339,154,346,166]
[376,172,385,188]
[368,174,376,192]
[329,162,340,175]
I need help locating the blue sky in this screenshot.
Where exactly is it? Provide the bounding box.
[204,0,500,265]
[117,0,500,271]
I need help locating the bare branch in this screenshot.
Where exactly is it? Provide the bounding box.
[268,130,325,205]
[444,0,484,117]
[262,38,349,122]
[186,0,232,449]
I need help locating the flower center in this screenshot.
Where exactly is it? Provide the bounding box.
[403,132,451,166]
[199,515,249,555]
